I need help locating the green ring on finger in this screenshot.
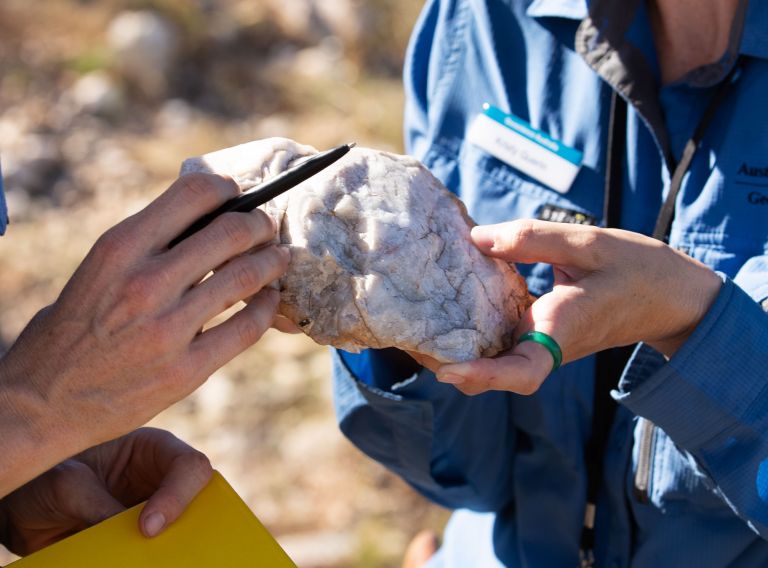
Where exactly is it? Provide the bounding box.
[517,331,563,373]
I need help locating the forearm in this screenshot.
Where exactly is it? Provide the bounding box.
[0,360,81,498]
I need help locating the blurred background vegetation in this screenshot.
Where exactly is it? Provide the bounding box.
[0,0,449,566]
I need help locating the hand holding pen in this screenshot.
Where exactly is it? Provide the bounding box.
[0,141,352,498]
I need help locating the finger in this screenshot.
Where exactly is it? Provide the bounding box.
[83,428,213,538]
[162,208,279,291]
[436,338,552,395]
[137,440,213,538]
[470,219,605,269]
[131,173,243,251]
[404,350,442,373]
[403,530,440,568]
[180,245,289,329]
[190,288,280,375]
[273,314,303,334]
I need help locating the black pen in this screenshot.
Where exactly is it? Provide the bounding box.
[169,142,356,248]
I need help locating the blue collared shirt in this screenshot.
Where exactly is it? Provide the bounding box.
[333,0,768,566]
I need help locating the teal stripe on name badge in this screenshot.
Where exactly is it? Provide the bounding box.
[482,104,583,166]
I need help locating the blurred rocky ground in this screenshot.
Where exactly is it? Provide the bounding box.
[0,1,448,566]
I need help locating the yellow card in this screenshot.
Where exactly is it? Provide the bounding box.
[9,471,295,567]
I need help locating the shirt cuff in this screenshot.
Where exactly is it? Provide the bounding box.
[614,277,768,450]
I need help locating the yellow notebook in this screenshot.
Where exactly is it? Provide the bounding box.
[9,471,295,567]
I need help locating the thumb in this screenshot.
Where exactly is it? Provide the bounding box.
[471,220,602,269]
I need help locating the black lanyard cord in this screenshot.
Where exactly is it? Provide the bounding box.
[579,63,740,566]
[653,65,741,241]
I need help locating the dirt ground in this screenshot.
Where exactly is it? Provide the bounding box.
[0,1,449,565]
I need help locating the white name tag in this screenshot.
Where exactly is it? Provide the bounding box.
[467,104,583,194]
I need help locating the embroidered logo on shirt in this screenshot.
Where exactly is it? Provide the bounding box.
[537,204,597,225]
[738,163,768,178]
[736,162,768,205]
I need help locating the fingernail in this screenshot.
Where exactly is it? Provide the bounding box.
[143,512,166,537]
[277,245,291,261]
[437,373,466,385]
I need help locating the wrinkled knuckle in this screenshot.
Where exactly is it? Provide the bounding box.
[177,173,236,204]
[177,173,213,201]
[237,317,267,346]
[580,228,608,265]
[505,220,537,250]
[93,226,131,259]
[218,214,254,249]
[233,262,262,291]
[580,226,602,249]
[252,208,278,239]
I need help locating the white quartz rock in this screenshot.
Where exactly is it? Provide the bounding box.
[182,138,530,363]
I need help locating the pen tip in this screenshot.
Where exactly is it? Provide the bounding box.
[347,142,357,149]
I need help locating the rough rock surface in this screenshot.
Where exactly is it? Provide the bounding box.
[182,138,530,363]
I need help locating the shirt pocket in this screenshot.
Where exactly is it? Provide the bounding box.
[632,421,729,514]
[425,140,600,296]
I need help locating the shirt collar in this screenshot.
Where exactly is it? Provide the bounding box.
[528,0,768,61]
[525,0,588,20]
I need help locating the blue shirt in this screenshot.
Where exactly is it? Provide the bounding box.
[333,0,768,566]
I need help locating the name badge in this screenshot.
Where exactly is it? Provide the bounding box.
[467,104,583,194]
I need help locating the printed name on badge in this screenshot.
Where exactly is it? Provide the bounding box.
[468,104,583,193]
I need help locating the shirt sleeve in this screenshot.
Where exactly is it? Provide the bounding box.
[614,275,768,536]
[332,348,517,511]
